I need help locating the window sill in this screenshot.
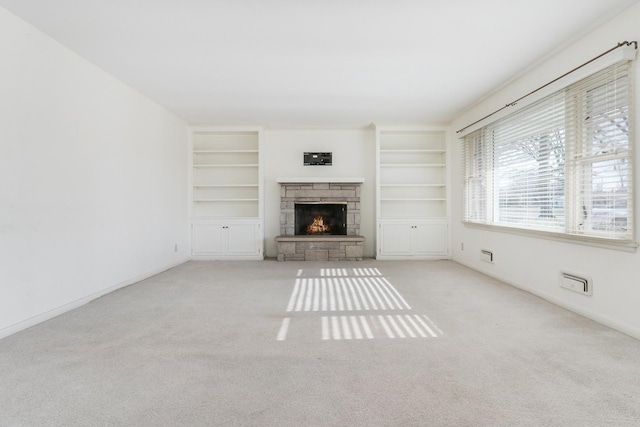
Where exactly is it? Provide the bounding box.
[462,221,638,253]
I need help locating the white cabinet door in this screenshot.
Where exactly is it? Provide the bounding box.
[379,223,413,255]
[378,220,448,259]
[414,222,448,256]
[227,223,259,254]
[192,220,262,259]
[192,223,225,254]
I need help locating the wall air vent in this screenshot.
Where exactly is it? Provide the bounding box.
[304,152,332,166]
[559,271,593,296]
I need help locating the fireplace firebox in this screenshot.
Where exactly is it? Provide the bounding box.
[295,202,347,235]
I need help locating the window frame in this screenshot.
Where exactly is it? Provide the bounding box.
[461,60,636,251]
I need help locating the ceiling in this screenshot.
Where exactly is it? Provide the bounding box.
[1,0,638,128]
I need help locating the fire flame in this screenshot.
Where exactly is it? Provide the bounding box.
[307,216,331,234]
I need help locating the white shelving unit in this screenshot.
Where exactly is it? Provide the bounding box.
[375,126,449,259]
[190,128,263,259]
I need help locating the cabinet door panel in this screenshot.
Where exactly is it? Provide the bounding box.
[380,223,413,255]
[192,224,225,254]
[227,224,259,254]
[415,223,448,255]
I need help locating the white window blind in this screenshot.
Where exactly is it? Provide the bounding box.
[462,61,634,243]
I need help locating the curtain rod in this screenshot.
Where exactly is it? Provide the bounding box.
[456,40,638,135]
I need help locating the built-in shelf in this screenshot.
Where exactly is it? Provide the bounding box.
[193,164,259,168]
[380,149,445,153]
[193,184,259,188]
[381,198,446,201]
[380,184,445,187]
[191,129,261,219]
[194,199,259,202]
[194,150,259,153]
[380,164,446,167]
[376,126,449,259]
[190,127,264,260]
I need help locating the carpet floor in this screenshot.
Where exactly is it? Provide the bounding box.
[1,260,639,426]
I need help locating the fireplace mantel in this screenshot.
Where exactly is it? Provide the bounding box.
[277,177,364,184]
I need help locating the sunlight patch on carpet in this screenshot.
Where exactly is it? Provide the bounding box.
[277,268,442,341]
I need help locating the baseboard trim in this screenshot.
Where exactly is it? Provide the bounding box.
[375,255,451,260]
[453,259,640,341]
[190,255,264,261]
[0,258,190,340]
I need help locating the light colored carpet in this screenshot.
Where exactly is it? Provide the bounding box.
[1,260,639,426]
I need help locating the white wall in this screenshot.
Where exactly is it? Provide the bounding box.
[263,128,376,257]
[450,3,640,339]
[0,8,190,338]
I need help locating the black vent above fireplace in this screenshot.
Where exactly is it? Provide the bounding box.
[295,202,347,235]
[303,152,332,166]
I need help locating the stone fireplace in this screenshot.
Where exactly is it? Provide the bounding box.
[275,178,365,261]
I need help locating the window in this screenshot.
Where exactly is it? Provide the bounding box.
[463,61,634,243]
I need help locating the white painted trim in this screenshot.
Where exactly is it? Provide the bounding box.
[277,177,365,183]
[0,259,190,340]
[462,221,638,253]
[190,255,264,261]
[453,259,640,341]
[189,124,264,132]
[375,255,451,261]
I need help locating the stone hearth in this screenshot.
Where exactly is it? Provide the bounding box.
[275,235,365,261]
[275,178,365,261]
